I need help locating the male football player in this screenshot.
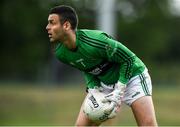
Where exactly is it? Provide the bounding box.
[46,5,158,126]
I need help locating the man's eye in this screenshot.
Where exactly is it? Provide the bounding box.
[48,20,54,24]
[51,21,56,25]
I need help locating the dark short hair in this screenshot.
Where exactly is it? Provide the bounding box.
[49,5,78,30]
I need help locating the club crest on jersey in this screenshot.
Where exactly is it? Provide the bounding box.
[105,44,117,57]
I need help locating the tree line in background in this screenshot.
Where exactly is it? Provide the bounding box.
[0,0,180,84]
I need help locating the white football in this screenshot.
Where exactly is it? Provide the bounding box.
[83,91,110,123]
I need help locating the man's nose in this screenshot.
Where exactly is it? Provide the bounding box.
[46,24,50,31]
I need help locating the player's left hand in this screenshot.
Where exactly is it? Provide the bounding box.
[87,83,126,119]
[102,82,126,119]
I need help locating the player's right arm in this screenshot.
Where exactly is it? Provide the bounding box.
[83,72,100,89]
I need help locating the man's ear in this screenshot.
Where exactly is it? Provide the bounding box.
[63,21,71,31]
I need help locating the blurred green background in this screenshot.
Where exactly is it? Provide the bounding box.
[0,0,180,126]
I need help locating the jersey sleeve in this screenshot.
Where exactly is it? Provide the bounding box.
[83,72,100,88]
[95,33,136,84]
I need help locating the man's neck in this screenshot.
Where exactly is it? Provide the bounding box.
[63,30,76,50]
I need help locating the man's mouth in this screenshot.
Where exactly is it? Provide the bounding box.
[48,33,52,38]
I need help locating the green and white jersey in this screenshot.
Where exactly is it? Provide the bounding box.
[55,29,145,88]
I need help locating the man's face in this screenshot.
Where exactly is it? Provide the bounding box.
[46,14,64,42]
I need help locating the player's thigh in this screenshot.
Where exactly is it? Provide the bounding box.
[123,69,157,126]
[75,95,101,126]
[131,96,157,126]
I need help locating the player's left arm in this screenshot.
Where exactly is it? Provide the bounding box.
[83,32,136,111]
[94,33,136,109]
[97,33,136,85]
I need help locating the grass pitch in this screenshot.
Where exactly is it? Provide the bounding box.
[0,83,179,126]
